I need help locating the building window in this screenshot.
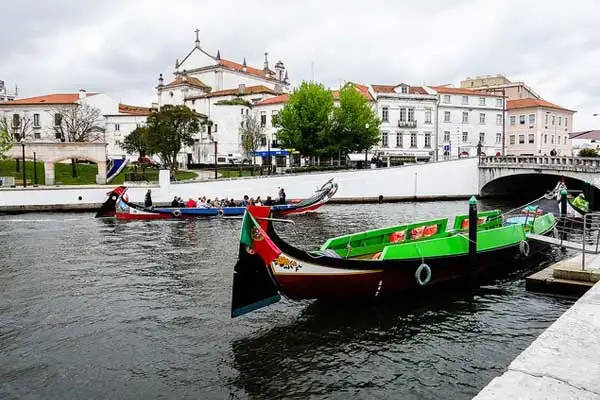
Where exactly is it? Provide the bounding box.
[496,132,502,144]
[54,113,62,126]
[443,95,451,104]
[401,86,408,94]
[12,113,20,127]
[479,97,486,106]
[240,109,244,115]
[407,108,415,122]
[510,116,516,125]
[169,92,174,97]
[545,114,549,125]
[114,123,120,131]
[479,113,486,124]
[519,135,525,144]
[271,111,279,127]
[479,132,485,144]
[565,117,568,126]
[551,135,554,144]
[462,132,468,143]
[558,116,562,126]
[528,114,535,125]
[34,132,41,139]
[444,111,451,122]
[462,96,469,105]
[382,107,389,122]
[462,112,469,124]
[564,136,567,145]
[260,135,267,146]
[519,115,525,125]
[424,133,431,148]
[214,124,218,133]
[396,132,403,148]
[33,113,40,127]
[424,108,432,124]
[260,112,266,127]
[528,134,534,144]
[510,135,515,145]
[410,132,417,147]
[552,115,555,125]
[381,131,388,147]
[399,108,406,122]
[496,114,502,125]
[544,134,547,144]
[496,98,503,107]
[443,131,450,142]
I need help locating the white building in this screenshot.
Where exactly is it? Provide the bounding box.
[370,84,437,163]
[0,90,150,161]
[569,130,600,155]
[155,31,290,165]
[0,80,17,102]
[430,86,504,159]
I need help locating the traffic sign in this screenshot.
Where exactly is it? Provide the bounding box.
[443,144,451,152]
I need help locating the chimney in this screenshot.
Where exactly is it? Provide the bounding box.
[158,73,164,87]
[263,52,269,71]
[79,89,87,99]
[239,84,246,94]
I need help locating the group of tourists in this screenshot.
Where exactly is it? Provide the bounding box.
[161,187,287,209]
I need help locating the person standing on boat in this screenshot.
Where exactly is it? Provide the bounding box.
[264,196,275,206]
[278,188,286,204]
[171,196,179,207]
[145,189,153,208]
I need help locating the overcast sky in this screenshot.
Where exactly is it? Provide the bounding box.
[1,0,599,130]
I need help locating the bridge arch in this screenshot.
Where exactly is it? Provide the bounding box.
[5,142,107,184]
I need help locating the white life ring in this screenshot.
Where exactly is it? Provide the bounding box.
[172,209,182,217]
[415,263,432,286]
[519,240,530,257]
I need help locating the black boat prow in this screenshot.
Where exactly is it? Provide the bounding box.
[95,186,128,218]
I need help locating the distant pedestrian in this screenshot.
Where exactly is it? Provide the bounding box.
[145,189,153,208]
[278,188,286,204]
[550,148,557,156]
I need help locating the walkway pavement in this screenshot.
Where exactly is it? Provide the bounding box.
[474,257,600,399]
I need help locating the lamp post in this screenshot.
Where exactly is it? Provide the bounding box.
[364,123,370,169]
[267,135,271,175]
[208,123,217,180]
[33,151,37,186]
[20,138,26,188]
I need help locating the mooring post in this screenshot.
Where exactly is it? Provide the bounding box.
[560,189,568,243]
[468,196,478,286]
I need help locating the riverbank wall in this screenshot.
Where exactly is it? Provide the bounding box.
[0,158,479,213]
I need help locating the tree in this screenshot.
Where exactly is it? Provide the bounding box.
[53,103,105,177]
[122,126,151,159]
[579,148,600,157]
[0,113,33,172]
[145,105,202,172]
[277,81,334,160]
[331,83,381,157]
[0,123,13,160]
[239,114,263,166]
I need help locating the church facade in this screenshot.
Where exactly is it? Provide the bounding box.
[156,31,290,165]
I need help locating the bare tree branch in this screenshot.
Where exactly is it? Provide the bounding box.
[51,103,105,143]
[0,113,34,141]
[239,114,263,162]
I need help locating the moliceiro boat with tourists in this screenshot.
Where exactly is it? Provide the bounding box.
[230,199,557,317]
[95,179,338,220]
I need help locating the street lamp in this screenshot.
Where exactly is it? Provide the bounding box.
[20,138,26,188]
[208,123,217,180]
[364,123,370,168]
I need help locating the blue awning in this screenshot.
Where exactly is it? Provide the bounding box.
[253,149,290,157]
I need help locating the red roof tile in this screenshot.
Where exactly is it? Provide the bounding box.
[206,85,277,98]
[507,98,575,112]
[432,86,502,97]
[163,75,208,89]
[219,59,278,81]
[255,94,289,106]
[0,93,98,105]
[118,103,152,116]
[332,82,374,101]
[371,84,428,95]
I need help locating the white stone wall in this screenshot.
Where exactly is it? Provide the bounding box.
[104,114,148,160]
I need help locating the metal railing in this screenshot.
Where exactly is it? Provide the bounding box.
[479,155,600,171]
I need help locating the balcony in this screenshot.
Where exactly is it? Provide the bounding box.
[397,120,417,128]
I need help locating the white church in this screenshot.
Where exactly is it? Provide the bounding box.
[155,30,291,166]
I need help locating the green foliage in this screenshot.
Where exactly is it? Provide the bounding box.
[122,126,151,159]
[331,83,381,155]
[0,124,14,159]
[215,98,253,108]
[145,105,202,172]
[277,81,334,157]
[239,114,263,161]
[578,148,599,157]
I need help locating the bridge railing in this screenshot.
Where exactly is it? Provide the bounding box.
[480,155,600,170]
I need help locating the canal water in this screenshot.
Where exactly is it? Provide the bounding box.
[0,201,575,400]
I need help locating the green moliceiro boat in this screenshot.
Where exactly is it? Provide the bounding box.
[231,205,556,318]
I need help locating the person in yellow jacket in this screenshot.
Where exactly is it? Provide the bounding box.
[572,193,589,212]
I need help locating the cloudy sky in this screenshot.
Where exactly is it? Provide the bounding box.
[1,0,599,130]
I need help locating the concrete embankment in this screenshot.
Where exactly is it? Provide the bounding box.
[474,256,600,399]
[0,158,478,213]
